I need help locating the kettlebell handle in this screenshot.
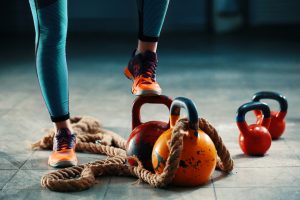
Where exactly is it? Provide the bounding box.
[132,95,173,130]
[236,102,271,136]
[252,91,288,119]
[170,97,199,131]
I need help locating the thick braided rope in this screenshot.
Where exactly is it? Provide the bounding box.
[97,128,127,150]
[41,119,186,191]
[76,142,126,157]
[31,116,126,151]
[198,118,234,172]
[41,157,129,192]
[129,118,186,187]
[40,117,233,192]
[76,134,103,143]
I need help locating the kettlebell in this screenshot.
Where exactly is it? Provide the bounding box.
[126,95,172,172]
[152,97,217,186]
[237,101,272,156]
[252,91,288,140]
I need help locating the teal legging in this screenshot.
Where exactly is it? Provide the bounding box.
[29,0,169,122]
[29,0,69,122]
[137,0,170,42]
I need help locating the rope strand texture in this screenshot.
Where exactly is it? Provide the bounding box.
[36,116,233,192]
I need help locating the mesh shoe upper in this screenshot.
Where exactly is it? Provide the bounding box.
[52,128,76,151]
[125,50,161,95]
[128,50,158,82]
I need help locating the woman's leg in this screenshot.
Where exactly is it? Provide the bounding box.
[137,0,170,50]
[124,0,170,96]
[29,0,77,167]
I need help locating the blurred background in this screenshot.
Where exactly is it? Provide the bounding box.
[1,0,300,34]
[1,0,300,57]
[0,0,299,124]
[1,0,300,65]
[0,0,299,122]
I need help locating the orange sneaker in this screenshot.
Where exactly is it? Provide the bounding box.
[48,128,77,168]
[124,50,162,96]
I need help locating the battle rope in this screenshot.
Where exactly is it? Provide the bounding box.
[32,116,127,156]
[33,116,234,192]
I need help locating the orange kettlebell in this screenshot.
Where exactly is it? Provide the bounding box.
[252,91,288,140]
[152,97,217,186]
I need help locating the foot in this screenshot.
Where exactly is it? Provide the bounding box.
[124,50,162,96]
[48,128,77,168]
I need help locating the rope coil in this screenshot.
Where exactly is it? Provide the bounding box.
[33,116,234,192]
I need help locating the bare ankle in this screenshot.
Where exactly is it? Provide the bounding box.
[137,40,158,53]
[54,119,73,134]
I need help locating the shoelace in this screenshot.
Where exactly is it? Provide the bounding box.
[135,55,157,82]
[56,132,75,151]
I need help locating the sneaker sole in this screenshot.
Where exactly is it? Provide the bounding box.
[134,89,162,96]
[49,160,78,168]
[124,67,162,96]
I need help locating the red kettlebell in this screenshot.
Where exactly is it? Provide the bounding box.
[252,91,288,140]
[237,101,272,156]
[126,95,172,172]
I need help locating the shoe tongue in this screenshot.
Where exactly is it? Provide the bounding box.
[143,51,157,61]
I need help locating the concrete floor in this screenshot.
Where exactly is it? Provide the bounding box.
[0,33,299,200]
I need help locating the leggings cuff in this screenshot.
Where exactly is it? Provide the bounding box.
[138,34,159,42]
[51,113,70,122]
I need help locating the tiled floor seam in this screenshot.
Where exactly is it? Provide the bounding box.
[1,151,35,190]
[102,177,112,200]
[0,170,18,191]
[212,179,218,200]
